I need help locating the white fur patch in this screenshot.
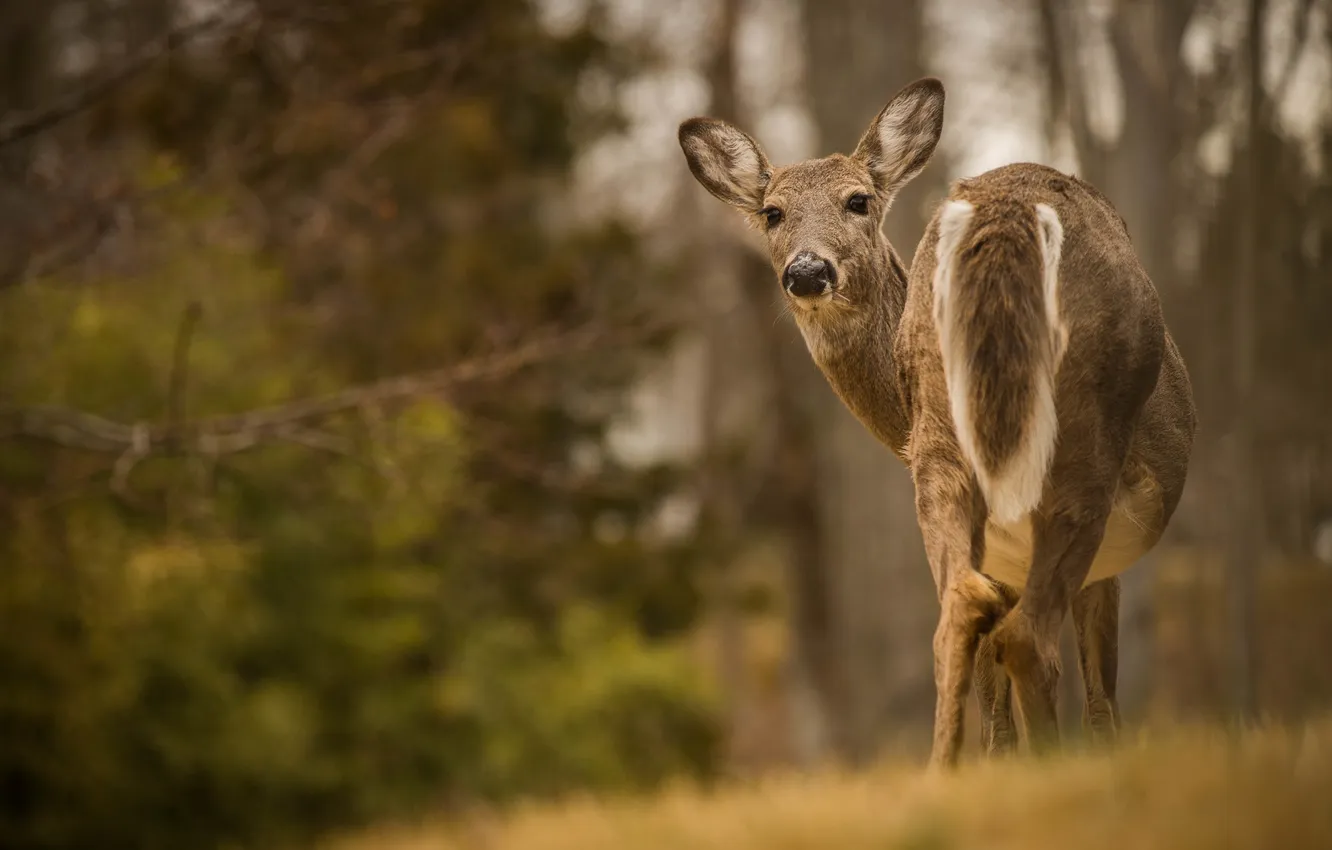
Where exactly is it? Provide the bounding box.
[984,362,1057,524]
[876,98,922,167]
[933,198,977,482]
[933,201,1068,525]
[718,135,765,199]
[1035,203,1068,364]
[931,200,974,328]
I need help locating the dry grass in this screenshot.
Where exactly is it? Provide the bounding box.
[326,719,1332,850]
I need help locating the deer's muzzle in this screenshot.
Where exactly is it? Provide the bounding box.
[783,251,835,298]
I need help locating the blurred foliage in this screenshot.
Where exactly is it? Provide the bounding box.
[0,2,717,849]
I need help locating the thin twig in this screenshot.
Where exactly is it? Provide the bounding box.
[111,423,150,499]
[167,301,204,431]
[273,424,354,455]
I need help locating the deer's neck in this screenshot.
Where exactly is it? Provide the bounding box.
[794,245,912,458]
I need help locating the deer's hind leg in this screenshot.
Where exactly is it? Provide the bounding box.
[991,495,1114,754]
[1073,576,1121,744]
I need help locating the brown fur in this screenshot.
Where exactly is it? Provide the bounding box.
[678,78,1197,768]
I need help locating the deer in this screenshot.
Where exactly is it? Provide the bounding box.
[678,77,1196,769]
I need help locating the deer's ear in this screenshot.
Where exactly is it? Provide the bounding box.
[853,77,945,200]
[678,117,772,212]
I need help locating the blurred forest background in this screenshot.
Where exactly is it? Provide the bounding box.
[1,0,1330,848]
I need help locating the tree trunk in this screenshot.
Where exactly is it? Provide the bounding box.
[1040,0,1199,724]
[1225,0,1266,724]
[0,4,51,286]
[694,0,843,769]
[694,0,757,770]
[798,0,939,761]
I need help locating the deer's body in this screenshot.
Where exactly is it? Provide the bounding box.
[679,81,1196,768]
[843,164,1193,591]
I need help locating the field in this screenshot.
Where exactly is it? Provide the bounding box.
[326,719,1332,850]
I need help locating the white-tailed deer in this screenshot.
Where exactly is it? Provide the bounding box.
[678,78,1196,768]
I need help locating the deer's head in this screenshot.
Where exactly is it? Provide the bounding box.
[678,78,944,314]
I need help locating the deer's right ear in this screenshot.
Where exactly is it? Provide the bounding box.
[678,118,772,212]
[853,77,946,201]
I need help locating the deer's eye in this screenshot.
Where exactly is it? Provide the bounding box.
[846,193,871,215]
[761,206,783,229]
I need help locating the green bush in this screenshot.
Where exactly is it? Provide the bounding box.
[0,503,718,850]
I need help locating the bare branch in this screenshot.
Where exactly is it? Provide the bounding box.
[1,319,669,456]
[111,423,150,498]
[1273,0,1317,111]
[0,13,237,150]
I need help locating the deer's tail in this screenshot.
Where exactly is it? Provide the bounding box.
[932,198,1068,524]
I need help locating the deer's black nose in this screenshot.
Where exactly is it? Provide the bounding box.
[783,252,835,297]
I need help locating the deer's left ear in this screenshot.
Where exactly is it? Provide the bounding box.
[678,117,772,212]
[852,77,945,201]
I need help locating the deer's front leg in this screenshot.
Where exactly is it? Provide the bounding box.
[974,583,1019,756]
[916,454,1001,770]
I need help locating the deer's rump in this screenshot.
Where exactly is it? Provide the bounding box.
[925,162,1191,588]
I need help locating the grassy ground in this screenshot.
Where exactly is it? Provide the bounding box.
[326,719,1332,850]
